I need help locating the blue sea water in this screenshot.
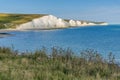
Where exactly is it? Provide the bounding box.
[0,25,120,60]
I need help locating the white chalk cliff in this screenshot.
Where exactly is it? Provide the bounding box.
[16,15,108,30]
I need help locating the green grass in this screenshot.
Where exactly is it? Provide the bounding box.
[0,47,119,80]
[0,13,46,29]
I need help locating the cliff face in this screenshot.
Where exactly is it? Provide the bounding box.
[16,15,108,30]
[0,13,108,30]
[17,15,69,30]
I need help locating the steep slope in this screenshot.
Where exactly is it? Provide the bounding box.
[0,13,108,30]
[17,15,69,30]
[17,15,108,30]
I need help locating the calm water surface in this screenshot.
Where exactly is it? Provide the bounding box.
[0,25,120,60]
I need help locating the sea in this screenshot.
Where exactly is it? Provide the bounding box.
[0,25,120,61]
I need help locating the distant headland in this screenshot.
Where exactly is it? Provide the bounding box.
[0,13,108,30]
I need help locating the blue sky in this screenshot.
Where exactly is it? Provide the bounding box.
[0,0,120,24]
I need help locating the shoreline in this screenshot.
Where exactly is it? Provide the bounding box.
[0,25,108,32]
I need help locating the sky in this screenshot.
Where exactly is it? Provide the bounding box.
[0,0,120,24]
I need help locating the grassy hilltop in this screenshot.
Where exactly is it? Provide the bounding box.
[0,13,46,29]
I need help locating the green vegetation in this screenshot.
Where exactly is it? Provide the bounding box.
[0,13,46,29]
[0,47,119,80]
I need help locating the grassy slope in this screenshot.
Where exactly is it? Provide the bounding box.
[0,13,46,29]
[0,47,120,80]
